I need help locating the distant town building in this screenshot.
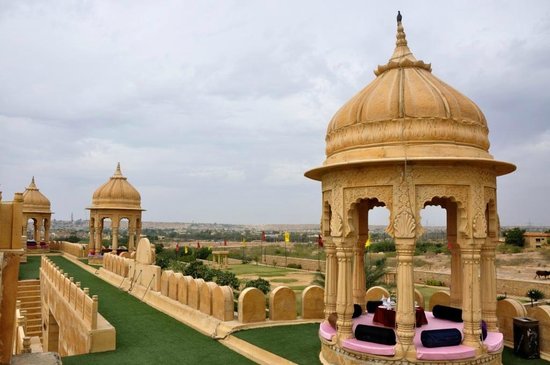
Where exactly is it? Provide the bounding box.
[524,231,550,249]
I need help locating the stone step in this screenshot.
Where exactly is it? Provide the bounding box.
[17,292,40,301]
[25,312,42,320]
[20,301,41,308]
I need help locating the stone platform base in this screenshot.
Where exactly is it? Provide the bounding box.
[320,342,502,365]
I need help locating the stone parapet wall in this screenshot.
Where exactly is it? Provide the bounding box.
[52,241,87,258]
[414,270,550,298]
[40,256,115,356]
[262,254,324,271]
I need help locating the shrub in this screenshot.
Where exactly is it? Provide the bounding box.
[215,271,240,289]
[183,260,209,279]
[426,279,445,287]
[244,278,271,294]
[527,288,545,304]
[286,263,302,269]
[195,247,211,260]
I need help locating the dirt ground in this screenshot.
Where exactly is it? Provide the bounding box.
[409,249,550,281]
[235,249,550,291]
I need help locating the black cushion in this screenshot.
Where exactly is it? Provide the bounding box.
[432,305,463,322]
[355,324,396,345]
[481,320,487,341]
[352,304,363,318]
[366,300,383,313]
[421,328,462,348]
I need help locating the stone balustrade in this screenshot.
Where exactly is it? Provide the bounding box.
[51,241,88,258]
[40,256,115,355]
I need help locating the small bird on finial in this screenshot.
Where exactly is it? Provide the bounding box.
[397,11,402,23]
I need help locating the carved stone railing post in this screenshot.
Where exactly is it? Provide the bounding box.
[335,240,354,342]
[324,236,337,318]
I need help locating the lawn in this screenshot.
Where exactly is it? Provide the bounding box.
[18,256,42,280]
[227,263,298,277]
[234,323,321,364]
[415,284,449,308]
[25,256,254,365]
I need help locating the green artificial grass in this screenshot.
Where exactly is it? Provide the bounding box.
[502,346,550,364]
[234,324,321,365]
[45,256,254,365]
[227,264,297,276]
[18,256,42,280]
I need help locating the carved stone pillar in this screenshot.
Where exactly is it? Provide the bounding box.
[128,219,136,251]
[335,240,354,341]
[33,220,40,242]
[36,219,44,242]
[89,219,95,250]
[395,241,416,356]
[352,235,366,307]
[112,224,119,251]
[481,241,498,331]
[461,244,482,350]
[44,219,51,242]
[324,237,338,318]
[447,204,462,307]
[136,219,142,241]
[94,219,102,252]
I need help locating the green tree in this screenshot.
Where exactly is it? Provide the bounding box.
[365,257,387,289]
[503,227,525,247]
[244,278,271,294]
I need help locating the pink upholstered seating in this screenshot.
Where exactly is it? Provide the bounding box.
[342,338,396,356]
[319,321,336,341]
[318,311,504,360]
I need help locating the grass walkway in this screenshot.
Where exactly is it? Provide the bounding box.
[234,324,321,364]
[20,256,254,365]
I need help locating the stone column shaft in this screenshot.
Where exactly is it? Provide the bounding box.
[481,242,498,331]
[461,244,482,350]
[44,219,51,242]
[112,225,119,251]
[352,235,366,307]
[94,220,102,252]
[335,242,353,341]
[395,241,416,351]
[324,237,337,318]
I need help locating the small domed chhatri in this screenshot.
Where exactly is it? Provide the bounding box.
[306,13,514,365]
[88,163,144,253]
[22,177,53,242]
[92,163,141,210]
[23,177,51,213]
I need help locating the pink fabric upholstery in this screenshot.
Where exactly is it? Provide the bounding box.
[416,345,476,360]
[342,339,395,356]
[321,311,502,360]
[319,321,336,341]
[414,312,474,360]
[484,332,504,353]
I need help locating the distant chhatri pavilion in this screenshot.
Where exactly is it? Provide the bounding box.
[306,13,515,364]
[87,163,144,252]
[22,177,52,243]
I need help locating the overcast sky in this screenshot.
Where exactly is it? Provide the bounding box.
[0,1,548,226]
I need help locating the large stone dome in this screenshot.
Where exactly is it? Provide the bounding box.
[23,177,52,214]
[91,163,142,210]
[306,17,515,180]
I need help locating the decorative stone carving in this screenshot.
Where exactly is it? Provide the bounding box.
[393,211,416,238]
[473,212,487,238]
[330,213,343,237]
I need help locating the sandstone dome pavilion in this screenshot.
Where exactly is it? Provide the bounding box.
[22,177,53,243]
[305,13,515,364]
[87,163,144,253]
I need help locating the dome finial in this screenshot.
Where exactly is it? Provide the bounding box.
[28,176,37,190]
[395,11,408,48]
[114,162,123,178]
